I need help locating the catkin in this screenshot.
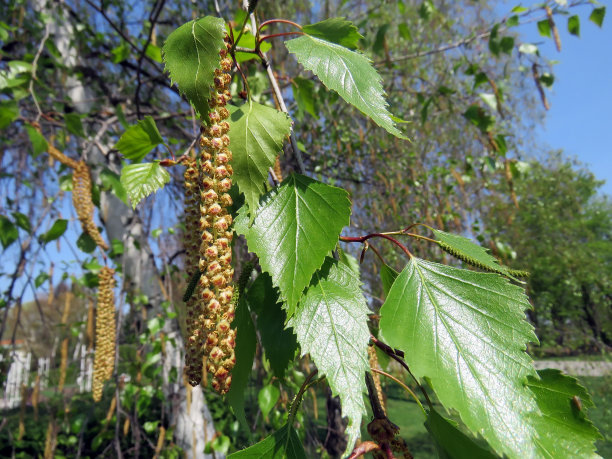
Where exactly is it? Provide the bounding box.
[72,161,109,251]
[92,267,116,402]
[184,38,236,394]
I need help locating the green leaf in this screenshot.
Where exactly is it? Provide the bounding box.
[145,43,162,63]
[40,219,68,243]
[162,17,226,118]
[115,116,164,162]
[25,125,48,158]
[425,408,496,459]
[99,168,128,205]
[0,215,18,249]
[0,99,19,129]
[227,295,257,430]
[235,174,351,315]
[537,19,551,38]
[120,161,170,209]
[379,258,540,457]
[292,77,318,119]
[479,93,498,112]
[247,273,297,378]
[518,43,538,55]
[302,18,363,49]
[589,7,605,27]
[11,212,30,234]
[228,423,306,458]
[111,42,130,63]
[64,113,85,138]
[526,369,603,457]
[380,263,399,297]
[433,228,516,277]
[288,258,369,456]
[76,232,97,253]
[398,23,412,41]
[285,35,405,138]
[258,384,280,419]
[232,29,272,63]
[568,15,580,37]
[228,101,292,214]
[35,271,50,288]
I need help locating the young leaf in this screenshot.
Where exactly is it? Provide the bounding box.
[301,18,363,49]
[40,219,68,243]
[115,116,164,162]
[162,17,226,118]
[227,295,257,430]
[228,101,292,213]
[425,409,496,459]
[379,258,540,457]
[228,422,306,458]
[288,258,370,456]
[527,369,603,457]
[285,35,405,139]
[589,7,605,28]
[234,174,351,315]
[120,161,170,209]
[433,228,519,278]
[0,215,18,249]
[247,273,297,378]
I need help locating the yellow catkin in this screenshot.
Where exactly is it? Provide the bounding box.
[153,426,166,459]
[43,418,57,459]
[48,144,79,169]
[92,267,116,402]
[32,374,40,420]
[86,298,95,350]
[72,160,109,251]
[18,384,26,440]
[368,346,386,415]
[58,292,72,392]
[123,417,130,436]
[196,38,236,394]
[183,37,236,394]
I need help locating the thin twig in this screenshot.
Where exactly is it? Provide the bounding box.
[30,22,51,122]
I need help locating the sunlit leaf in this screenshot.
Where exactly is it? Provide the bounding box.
[115,116,164,162]
[120,161,170,209]
[228,423,306,458]
[302,17,363,49]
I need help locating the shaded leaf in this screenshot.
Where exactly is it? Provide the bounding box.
[288,258,370,456]
[258,384,280,419]
[100,168,128,205]
[228,101,292,214]
[589,7,605,27]
[285,35,405,138]
[40,219,68,243]
[292,77,318,119]
[0,99,19,129]
[0,215,18,249]
[163,17,226,118]
[232,29,271,62]
[65,113,85,138]
[527,369,603,457]
[11,212,30,234]
[120,161,170,209]
[302,17,363,49]
[25,125,48,158]
[425,408,496,459]
[568,15,580,37]
[227,295,257,430]
[228,423,306,458]
[380,263,399,297]
[247,273,297,378]
[379,258,540,457]
[235,174,351,315]
[77,232,97,254]
[115,116,164,162]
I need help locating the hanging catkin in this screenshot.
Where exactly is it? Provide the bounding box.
[72,161,109,250]
[92,266,116,402]
[185,37,236,394]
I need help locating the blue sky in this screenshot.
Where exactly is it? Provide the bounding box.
[515,4,611,195]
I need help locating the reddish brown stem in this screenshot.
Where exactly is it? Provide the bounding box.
[259,19,303,31]
[258,31,303,44]
[340,234,413,258]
